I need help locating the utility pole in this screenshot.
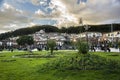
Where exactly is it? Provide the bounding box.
[111,23,113,41]
[111,24,113,32]
[79,17,83,39]
[84,25,90,45]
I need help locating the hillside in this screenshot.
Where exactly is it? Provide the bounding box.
[0,23,120,40]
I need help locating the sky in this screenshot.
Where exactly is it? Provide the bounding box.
[0,0,120,33]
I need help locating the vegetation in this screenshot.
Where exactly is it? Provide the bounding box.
[39,54,120,72]
[0,25,59,40]
[0,51,120,80]
[47,39,56,55]
[92,52,120,61]
[75,41,89,70]
[76,41,89,54]
[0,23,120,40]
[16,35,34,46]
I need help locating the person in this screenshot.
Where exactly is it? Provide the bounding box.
[101,44,104,50]
[11,48,13,52]
[118,44,120,52]
[27,46,33,54]
[107,45,111,52]
[91,45,96,52]
[104,44,110,52]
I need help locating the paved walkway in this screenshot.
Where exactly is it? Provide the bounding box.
[110,48,119,52]
[0,48,120,53]
[94,48,120,53]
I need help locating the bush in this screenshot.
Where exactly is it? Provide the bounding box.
[105,60,120,73]
[47,39,56,55]
[37,54,120,72]
[76,41,89,54]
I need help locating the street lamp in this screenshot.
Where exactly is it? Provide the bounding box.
[79,17,83,40]
[84,25,90,45]
[111,23,114,46]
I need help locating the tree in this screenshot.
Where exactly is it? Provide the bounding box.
[76,40,89,70]
[16,35,34,46]
[47,39,56,55]
[76,40,89,54]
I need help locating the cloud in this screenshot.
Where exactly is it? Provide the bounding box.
[30,0,50,6]
[60,0,120,24]
[0,3,19,23]
[33,0,79,27]
[35,9,46,16]
[0,30,6,33]
[31,0,45,6]
[0,0,120,33]
[0,2,32,33]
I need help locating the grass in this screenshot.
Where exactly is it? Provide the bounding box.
[92,52,120,61]
[0,50,120,80]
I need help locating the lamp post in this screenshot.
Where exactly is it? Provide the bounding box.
[79,17,83,40]
[84,25,90,45]
[111,23,114,46]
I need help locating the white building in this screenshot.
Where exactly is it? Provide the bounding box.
[103,31,120,42]
[104,31,120,38]
[79,32,102,38]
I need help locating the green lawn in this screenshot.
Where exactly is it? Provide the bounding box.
[0,50,120,80]
[92,52,120,61]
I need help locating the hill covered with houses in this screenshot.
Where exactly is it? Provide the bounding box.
[0,23,120,40]
[0,23,120,51]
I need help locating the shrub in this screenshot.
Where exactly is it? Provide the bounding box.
[47,39,56,55]
[37,54,120,72]
[105,60,120,73]
[76,41,89,54]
